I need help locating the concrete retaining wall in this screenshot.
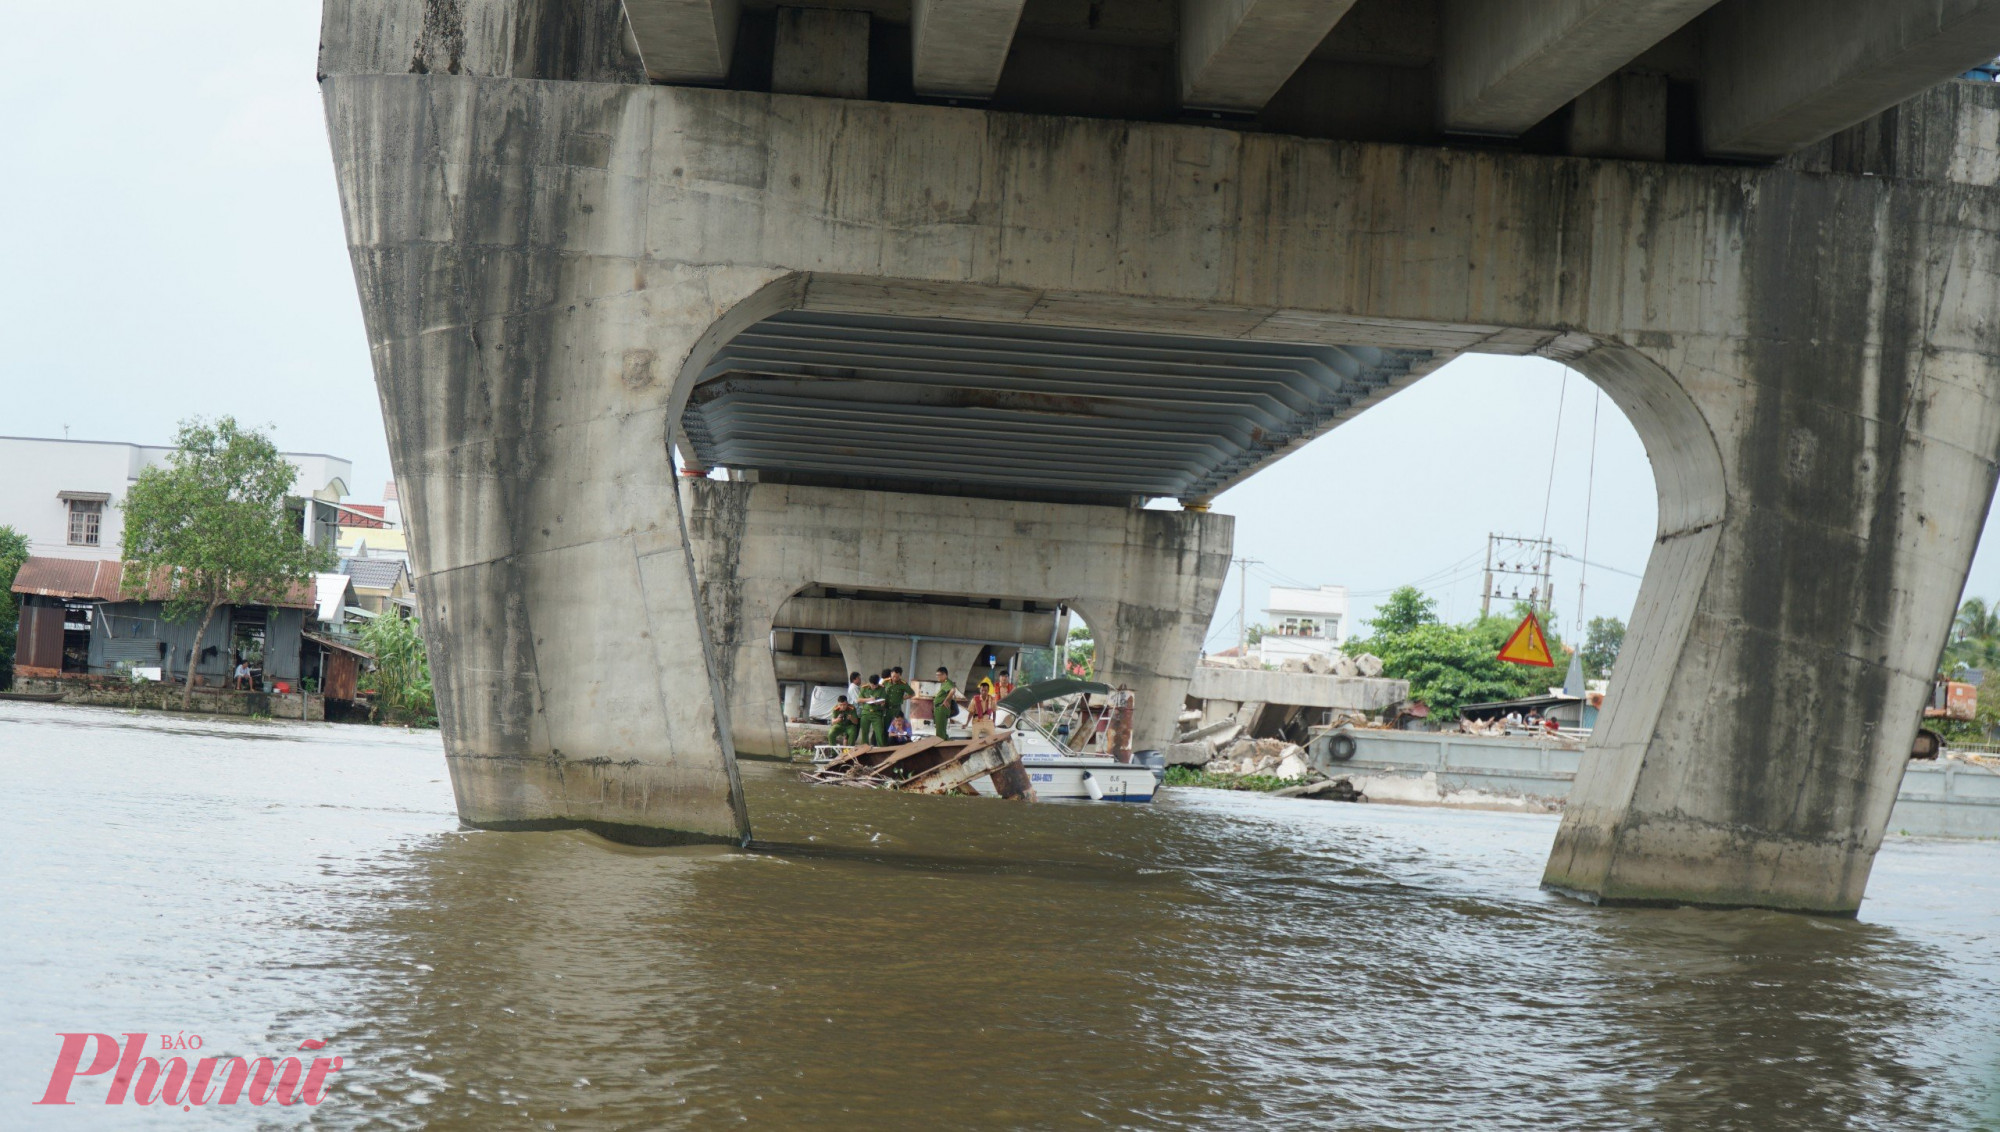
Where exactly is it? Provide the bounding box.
[1315,729,2000,840]
[16,675,325,722]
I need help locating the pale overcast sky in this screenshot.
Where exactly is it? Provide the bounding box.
[7,1,1999,643]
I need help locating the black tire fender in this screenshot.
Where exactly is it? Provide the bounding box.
[1327,731,1358,762]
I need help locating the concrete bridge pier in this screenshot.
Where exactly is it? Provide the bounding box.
[1546,331,2000,914]
[682,479,1233,759]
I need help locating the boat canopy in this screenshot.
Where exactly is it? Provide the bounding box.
[997,677,1114,715]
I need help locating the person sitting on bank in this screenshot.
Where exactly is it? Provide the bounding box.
[858,674,890,746]
[931,667,959,740]
[828,696,859,746]
[233,659,253,690]
[887,714,912,743]
[967,678,999,740]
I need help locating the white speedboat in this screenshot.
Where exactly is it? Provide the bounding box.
[970,727,1160,802]
[975,679,1163,802]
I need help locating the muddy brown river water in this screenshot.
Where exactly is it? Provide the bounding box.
[3,701,1998,1129]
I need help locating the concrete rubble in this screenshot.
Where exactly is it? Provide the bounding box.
[1177,651,1413,787]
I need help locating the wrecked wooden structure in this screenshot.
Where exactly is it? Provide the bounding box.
[803,734,1036,800]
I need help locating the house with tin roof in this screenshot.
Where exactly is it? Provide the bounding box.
[337,555,413,615]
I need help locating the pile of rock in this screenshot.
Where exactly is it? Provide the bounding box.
[1206,736,1313,780]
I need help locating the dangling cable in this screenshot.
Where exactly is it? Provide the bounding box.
[1538,370,1570,544]
[1576,386,1602,635]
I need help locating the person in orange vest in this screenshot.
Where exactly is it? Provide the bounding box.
[967,679,999,740]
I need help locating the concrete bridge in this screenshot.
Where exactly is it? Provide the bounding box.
[321,0,2000,913]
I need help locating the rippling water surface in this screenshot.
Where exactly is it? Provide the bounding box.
[3,701,1998,1129]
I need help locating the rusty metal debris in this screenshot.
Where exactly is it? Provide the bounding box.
[802,734,1037,801]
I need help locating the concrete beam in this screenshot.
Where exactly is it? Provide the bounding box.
[777,596,1053,647]
[1700,0,2000,160]
[772,7,869,99]
[1566,70,1671,160]
[912,0,1030,99]
[625,0,739,84]
[1188,665,1408,712]
[1179,0,1359,112]
[1437,0,1719,136]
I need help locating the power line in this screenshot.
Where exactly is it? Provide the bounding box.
[1552,549,1642,580]
[1538,369,1570,544]
[1232,556,1261,656]
[1249,561,1314,589]
[1576,386,1602,632]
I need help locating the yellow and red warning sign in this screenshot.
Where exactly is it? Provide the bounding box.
[1497,611,1556,667]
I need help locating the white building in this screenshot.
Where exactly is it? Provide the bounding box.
[1258,584,1349,662]
[0,435,353,561]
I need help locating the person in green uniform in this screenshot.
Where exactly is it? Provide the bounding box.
[857,674,889,746]
[828,696,858,746]
[931,667,959,741]
[881,667,912,724]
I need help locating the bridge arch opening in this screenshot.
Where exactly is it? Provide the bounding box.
[752,584,1096,756]
[675,278,1726,811]
[1198,352,1685,785]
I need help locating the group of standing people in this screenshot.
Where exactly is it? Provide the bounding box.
[826,666,1006,748]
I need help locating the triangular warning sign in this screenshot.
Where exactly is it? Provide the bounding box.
[1497,611,1556,667]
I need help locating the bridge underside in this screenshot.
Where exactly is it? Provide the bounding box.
[682,310,1435,504]
[322,0,2000,914]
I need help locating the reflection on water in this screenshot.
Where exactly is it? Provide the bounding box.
[3,702,1997,1129]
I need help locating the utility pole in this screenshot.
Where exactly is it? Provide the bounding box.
[1234,556,1261,656]
[1481,534,1556,618]
[1480,538,1495,618]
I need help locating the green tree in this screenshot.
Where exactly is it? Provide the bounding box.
[120,417,331,709]
[1360,622,1537,717]
[1580,615,1626,681]
[0,525,28,689]
[1245,623,1269,647]
[1956,597,2000,643]
[1348,590,1568,717]
[1946,596,2000,675]
[361,614,436,723]
[1367,586,1439,636]
[1065,625,1096,678]
[1015,646,1053,683]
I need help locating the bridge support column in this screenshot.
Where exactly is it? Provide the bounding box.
[1544,189,2000,912]
[683,480,1233,758]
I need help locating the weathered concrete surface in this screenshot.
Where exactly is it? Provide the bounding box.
[771,7,869,100]
[682,480,1233,758]
[832,638,983,700]
[1188,664,1407,712]
[623,0,738,84]
[1700,0,2000,159]
[778,595,1054,647]
[912,0,1030,98]
[322,0,2000,904]
[1178,0,1358,112]
[1437,0,1716,137]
